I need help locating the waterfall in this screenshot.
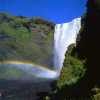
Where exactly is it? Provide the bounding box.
[54,18,81,74]
[0,18,81,80]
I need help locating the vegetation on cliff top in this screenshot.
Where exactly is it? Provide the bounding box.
[0,13,55,67]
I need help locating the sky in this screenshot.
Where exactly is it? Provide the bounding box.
[0,0,87,23]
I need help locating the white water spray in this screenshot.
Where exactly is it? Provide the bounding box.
[54,18,81,74]
[0,18,81,80]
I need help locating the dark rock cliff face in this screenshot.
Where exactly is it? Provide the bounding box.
[76,0,100,96]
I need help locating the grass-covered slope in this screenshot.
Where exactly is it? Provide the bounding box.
[57,44,86,88]
[0,13,55,67]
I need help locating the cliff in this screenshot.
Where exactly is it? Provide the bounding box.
[76,0,100,99]
[0,13,55,67]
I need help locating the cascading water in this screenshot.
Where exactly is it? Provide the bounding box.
[54,18,81,75]
[0,18,81,80]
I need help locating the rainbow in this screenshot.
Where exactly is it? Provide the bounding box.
[0,60,59,80]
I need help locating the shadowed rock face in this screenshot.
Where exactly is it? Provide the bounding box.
[76,0,100,96]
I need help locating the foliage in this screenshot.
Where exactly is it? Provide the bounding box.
[57,44,86,89]
[0,13,54,67]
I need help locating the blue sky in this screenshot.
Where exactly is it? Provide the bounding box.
[0,0,87,23]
